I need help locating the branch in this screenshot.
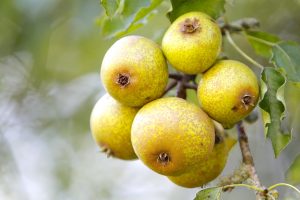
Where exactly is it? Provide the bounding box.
[162,80,177,96]
[176,74,196,99]
[165,72,197,98]
[176,80,186,98]
[169,73,183,80]
[237,121,266,200]
[218,17,260,35]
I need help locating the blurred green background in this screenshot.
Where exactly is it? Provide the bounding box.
[0,0,300,200]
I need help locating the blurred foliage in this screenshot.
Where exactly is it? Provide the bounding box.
[168,0,225,22]
[99,0,163,38]
[286,155,300,185]
[246,29,300,84]
[0,0,300,200]
[245,31,280,58]
[271,42,300,84]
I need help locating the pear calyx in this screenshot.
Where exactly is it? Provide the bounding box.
[181,18,200,33]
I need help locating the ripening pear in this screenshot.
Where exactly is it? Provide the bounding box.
[131,97,215,176]
[168,134,236,188]
[162,12,222,74]
[197,60,259,128]
[90,94,138,160]
[101,35,168,107]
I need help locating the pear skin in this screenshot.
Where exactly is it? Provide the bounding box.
[168,135,236,188]
[162,12,222,74]
[197,60,259,128]
[101,35,168,107]
[131,97,215,176]
[90,94,138,160]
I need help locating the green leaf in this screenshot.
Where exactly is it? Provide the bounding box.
[245,30,280,58]
[168,0,225,22]
[259,67,291,157]
[286,155,300,185]
[194,187,222,200]
[271,41,300,84]
[187,89,200,106]
[101,0,121,17]
[100,0,163,38]
[245,31,300,84]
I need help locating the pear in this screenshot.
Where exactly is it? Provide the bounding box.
[162,12,222,74]
[101,35,168,107]
[168,134,236,188]
[131,97,215,176]
[197,60,259,128]
[90,94,138,160]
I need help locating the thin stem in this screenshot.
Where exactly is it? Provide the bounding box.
[268,183,300,195]
[225,30,264,70]
[241,31,297,74]
[162,80,177,96]
[223,183,265,193]
[165,73,196,98]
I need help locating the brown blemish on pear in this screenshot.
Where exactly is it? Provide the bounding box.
[180,18,200,33]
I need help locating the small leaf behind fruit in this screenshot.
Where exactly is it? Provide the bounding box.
[168,0,225,22]
[271,41,300,84]
[101,0,121,17]
[99,0,163,38]
[194,187,222,200]
[245,30,280,58]
[259,67,291,157]
[187,89,200,106]
[286,154,300,185]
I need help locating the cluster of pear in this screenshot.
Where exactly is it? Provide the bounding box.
[90,12,259,188]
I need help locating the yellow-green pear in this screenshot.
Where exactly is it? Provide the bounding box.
[162,12,222,74]
[168,135,236,188]
[131,97,215,176]
[90,94,138,160]
[197,60,259,128]
[101,35,168,107]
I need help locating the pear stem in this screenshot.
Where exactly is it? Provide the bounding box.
[168,73,183,80]
[162,80,178,96]
[225,30,264,70]
[237,121,266,200]
[176,74,196,99]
